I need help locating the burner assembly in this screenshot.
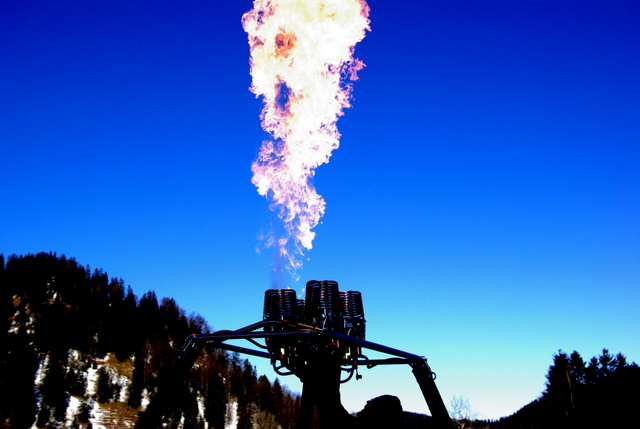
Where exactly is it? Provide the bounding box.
[179,280,455,428]
[263,281,365,378]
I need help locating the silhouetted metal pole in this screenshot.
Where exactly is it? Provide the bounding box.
[410,358,457,429]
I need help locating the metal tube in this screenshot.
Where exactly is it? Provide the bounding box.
[411,359,456,429]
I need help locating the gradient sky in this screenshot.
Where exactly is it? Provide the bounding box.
[2,0,639,420]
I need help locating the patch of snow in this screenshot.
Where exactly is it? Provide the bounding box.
[86,363,99,397]
[34,353,50,386]
[8,310,20,334]
[140,388,150,411]
[225,400,238,429]
[65,396,81,427]
[91,401,107,429]
[116,372,130,402]
[197,396,208,428]
[68,349,82,361]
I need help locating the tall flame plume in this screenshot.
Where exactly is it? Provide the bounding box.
[243,0,370,281]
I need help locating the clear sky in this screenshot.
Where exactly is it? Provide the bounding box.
[2,0,639,420]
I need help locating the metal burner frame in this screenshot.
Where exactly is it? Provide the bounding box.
[180,319,455,428]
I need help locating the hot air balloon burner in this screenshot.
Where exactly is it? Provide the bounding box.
[262,280,366,375]
[179,280,454,427]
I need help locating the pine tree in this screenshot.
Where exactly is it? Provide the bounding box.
[39,352,70,424]
[236,360,258,429]
[97,366,116,403]
[76,399,91,423]
[65,360,88,397]
[545,351,574,420]
[257,375,276,414]
[128,350,146,409]
[0,333,38,428]
[204,370,227,429]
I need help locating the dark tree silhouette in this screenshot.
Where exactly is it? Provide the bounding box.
[500,348,640,429]
[1,252,300,428]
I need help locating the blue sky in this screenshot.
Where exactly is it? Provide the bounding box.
[2,0,639,420]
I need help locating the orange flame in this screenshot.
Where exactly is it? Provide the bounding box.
[243,0,370,279]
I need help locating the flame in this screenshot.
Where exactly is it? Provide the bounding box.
[243,0,370,281]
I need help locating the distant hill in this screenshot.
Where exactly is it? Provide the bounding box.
[0,252,299,429]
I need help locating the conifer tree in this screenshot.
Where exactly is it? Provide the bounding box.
[204,371,227,429]
[545,351,574,420]
[0,333,38,428]
[96,366,118,403]
[39,352,70,424]
[128,350,146,409]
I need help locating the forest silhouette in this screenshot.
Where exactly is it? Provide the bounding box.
[0,252,298,428]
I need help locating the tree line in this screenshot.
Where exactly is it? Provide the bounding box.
[493,348,640,428]
[457,349,640,429]
[0,252,299,428]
